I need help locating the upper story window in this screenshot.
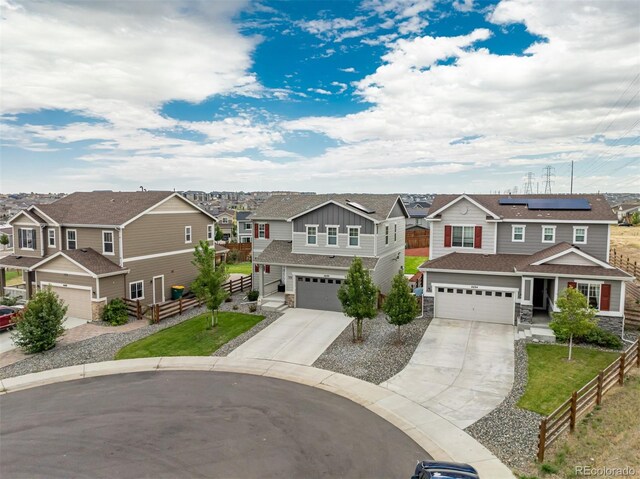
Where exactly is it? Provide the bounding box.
[185,226,192,243]
[207,224,213,240]
[18,228,36,249]
[452,225,474,248]
[512,225,526,242]
[306,225,317,245]
[394,224,397,242]
[573,226,588,244]
[348,227,360,247]
[67,229,77,250]
[258,223,266,239]
[222,217,229,224]
[245,222,252,230]
[385,225,389,245]
[327,226,338,246]
[542,225,556,243]
[102,231,114,255]
[48,229,56,247]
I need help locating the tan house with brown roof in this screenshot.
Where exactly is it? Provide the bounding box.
[0,191,218,321]
[420,194,633,337]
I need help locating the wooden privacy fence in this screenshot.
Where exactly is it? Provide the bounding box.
[124,276,253,323]
[405,229,430,249]
[225,242,252,262]
[609,249,639,280]
[537,339,639,462]
[624,281,640,330]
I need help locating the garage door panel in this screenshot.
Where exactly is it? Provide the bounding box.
[435,287,514,325]
[296,277,343,312]
[49,286,92,321]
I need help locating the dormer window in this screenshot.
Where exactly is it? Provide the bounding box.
[306,225,317,245]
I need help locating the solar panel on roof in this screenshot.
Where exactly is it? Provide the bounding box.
[498,198,529,205]
[346,200,375,214]
[526,199,591,210]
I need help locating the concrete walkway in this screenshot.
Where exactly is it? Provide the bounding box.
[0,358,515,478]
[381,318,515,429]
[228,309,351,365]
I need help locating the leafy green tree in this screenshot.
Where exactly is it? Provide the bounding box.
[215,224,224,241]
[550,287,597,360]
[231,223,237,241]
[631,211,640,225]
[338,257,377,342]
[0,233,9,247]
[12,287,67,353]
[191,240,229,328]
[383,271,419,342]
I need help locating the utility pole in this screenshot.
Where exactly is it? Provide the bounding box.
[570,161,574,194]
[523,172,535,194]
[542,166,555,194]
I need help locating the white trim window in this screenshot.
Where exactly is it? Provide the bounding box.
[452,225,474,248]
[541,225,556,243]
[258,224,266,239]
[67,229,77,250]
[207,224,214,240]
[185,226,192,243]
[348,227,360,247]
[573,226,588,244]
[18,228,36,249]
[394,223,397,242]
[222,217,229,224]
[48,229,56,247]
[577,281,600,309]
[511,225,525,242]
[306,225,317,246]
[102,231,114,255]
[129,280,144,300]
[385,225,389,245]
[326,226,338,246]
[244,222,252,231]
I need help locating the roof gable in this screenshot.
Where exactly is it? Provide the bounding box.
[427,194,500,219]
[530,245,612,269]
[8,210,41,225]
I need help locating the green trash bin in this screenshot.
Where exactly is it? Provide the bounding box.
[171,285,185,300]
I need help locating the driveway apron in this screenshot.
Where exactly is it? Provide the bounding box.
[228,309,352,365]
[380,318,515,429]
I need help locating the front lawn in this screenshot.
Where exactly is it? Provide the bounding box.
[517,344,620,415]
[115,312,263,359]
[404,256,428,274]
[6,269,21,286]
[225,262,252,275]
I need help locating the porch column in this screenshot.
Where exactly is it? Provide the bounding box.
[26,270,33,299]
[258,265,264,297]
[0,267,5,295]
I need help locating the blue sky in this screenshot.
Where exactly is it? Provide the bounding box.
[1,0,638,194]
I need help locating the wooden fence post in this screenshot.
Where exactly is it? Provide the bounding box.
[154,304,160,324]
[570,391,577,432]
[636,342,640,367]
[179,297,183,315]
[537,418,547,462]
[596,371,604,405]
[619,353,626,385]
[136,300,141,320]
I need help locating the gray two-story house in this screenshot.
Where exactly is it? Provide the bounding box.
[250,194,408,311]
[0,191,217,321]
[236,211,253,243]
[419,194,633,336]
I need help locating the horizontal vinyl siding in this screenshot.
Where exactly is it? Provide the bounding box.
[62,226,120,262]
[38,271,96,294]
[252,220,291,255]
[44,226,61,256]
[124,213,212,258]
[13,225,42,258]
[38,255,87,274]
[376,219,406,253]
[556,277,622,312]
[99,275,126,301]
[292,204,374,234]
[124,251,198,305]
[149,195,197,213]
[253,265,283,295]
[373,249,404,294]
[430,199,494,259]
[426,272,521,294]
[291,232,376,256]
[496,223,609,261]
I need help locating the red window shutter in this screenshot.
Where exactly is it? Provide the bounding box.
[444,225,452,247]
[265,265,270,274]
[567,281,577,289]
[254,223,259,239]
[600,284,611,311]
[254,264,259,273]
[265,223,270,239]
[474,226,482,249]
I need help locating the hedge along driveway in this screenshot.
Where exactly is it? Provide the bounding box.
[115,312,264,359]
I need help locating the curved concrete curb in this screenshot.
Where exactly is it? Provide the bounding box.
[0,357,515,479]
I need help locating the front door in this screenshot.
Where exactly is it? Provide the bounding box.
[533,278,545,309]
[153,276,164,304]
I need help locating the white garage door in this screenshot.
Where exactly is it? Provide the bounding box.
[434,286,515,325]
[49,285,92,321]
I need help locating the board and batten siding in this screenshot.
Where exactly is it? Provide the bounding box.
[38,271,96,294]
[430,198,495,259]
[252,220,291,255]
[496,223,609,262]
[373,250,404,294]
[61,226,120,263]
[291,231,376,256]
[99,275,126,301]
[292,203,375,234]
[425,272,521,294]
[555,276,622,313]
[123,212,212,258]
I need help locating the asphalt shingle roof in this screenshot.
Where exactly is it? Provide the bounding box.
[255,240,379,270]
[236,211,252,221]
[60,248,128,275]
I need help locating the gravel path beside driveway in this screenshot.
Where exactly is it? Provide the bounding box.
[313,313,431,384]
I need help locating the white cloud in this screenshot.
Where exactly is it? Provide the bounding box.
[307,88,333,95]
[339,67,357,73]
[331,82,348,94]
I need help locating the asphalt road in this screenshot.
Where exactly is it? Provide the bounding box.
[0,371,429,478]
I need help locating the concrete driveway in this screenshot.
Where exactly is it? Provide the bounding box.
[381,318,514,429]
[228,308,351,365]
[0,316,88,354]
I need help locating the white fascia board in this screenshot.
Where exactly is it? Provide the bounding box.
[121,192,216,228]
[522,271,633,281]
[427,194,500,220]
[31,252,97,278]
[532,247,612,269]
[502,219,617,225]
[29,205,59,226]
[386,196,410,219]
[424,267,518,276]
[7,210,42,225]
[96,269,130,278]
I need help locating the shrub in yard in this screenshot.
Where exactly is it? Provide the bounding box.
[247,290,260,302]
[338,257,377,342]
[383,271,419,343]
[232,305,239,310]
[1,296,18,306]
[226,250,239,263]
[101,298,129,326]
[248,304,257,313]
[583,327,622,349]
[12,288,67,353]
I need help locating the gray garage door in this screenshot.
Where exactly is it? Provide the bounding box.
[296,276,343,312]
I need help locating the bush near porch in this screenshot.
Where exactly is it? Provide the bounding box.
[517,344,620,415]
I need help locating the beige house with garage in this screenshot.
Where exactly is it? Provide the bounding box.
[0,191,218,321]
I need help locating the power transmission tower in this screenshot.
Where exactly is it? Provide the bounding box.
[523,172,535,194]
[542,166,555,194]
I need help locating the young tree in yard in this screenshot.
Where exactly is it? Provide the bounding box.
[550,287,597,361]
[191,240,229,328]
[0,233,8,247]
[12,287,67,353]
[215,224,224,241]
[383,271,419,342]
[338,257,377,342]
[631,211,640,225]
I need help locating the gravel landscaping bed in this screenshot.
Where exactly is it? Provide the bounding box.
[313,313,431,384]
[465,339,542,470]
[0,292,273,380]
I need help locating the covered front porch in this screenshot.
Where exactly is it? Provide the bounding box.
[0,256,42,303]
[520,276,557,325]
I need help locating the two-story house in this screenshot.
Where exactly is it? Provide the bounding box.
[215,211,235,241]
[236,211,253,243]
[0,191,217,321]
[419,194,634,337]
[250,194,408,311]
